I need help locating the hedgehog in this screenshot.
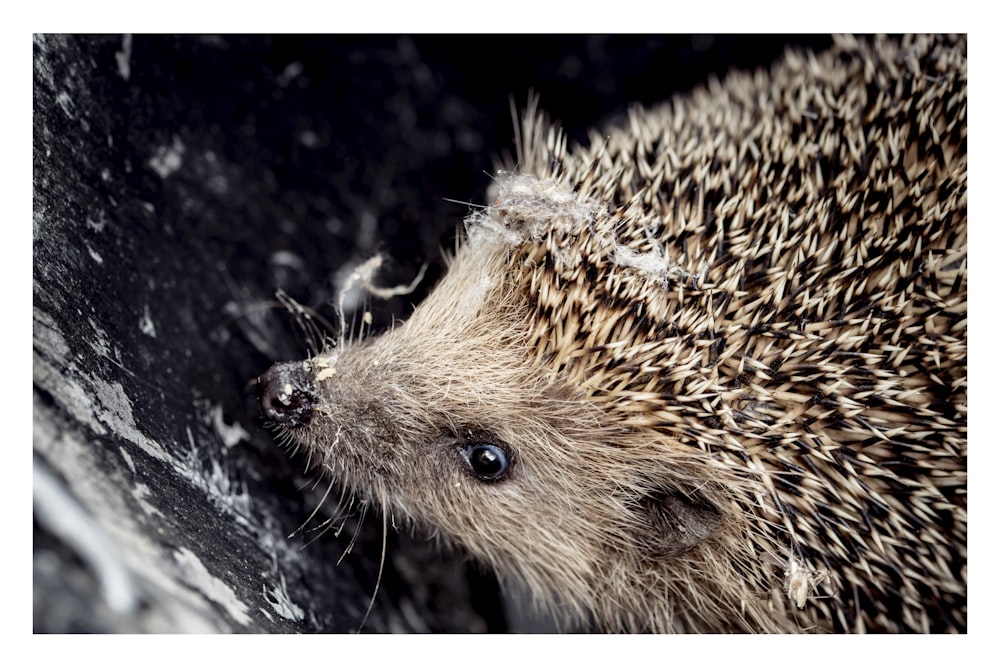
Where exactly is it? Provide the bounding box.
[257,34,967,633]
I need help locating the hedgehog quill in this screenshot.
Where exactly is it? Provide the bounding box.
[258,34,966,633]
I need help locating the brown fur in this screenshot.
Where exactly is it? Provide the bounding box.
[261,35,966,633]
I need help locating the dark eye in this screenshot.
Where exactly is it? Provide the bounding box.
[463,442,510,481]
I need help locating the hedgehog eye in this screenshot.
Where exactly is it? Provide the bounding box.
[463,442,510,481]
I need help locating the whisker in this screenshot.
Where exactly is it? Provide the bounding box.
[289,474,337,539]
[337,503,367,566]
[275,289,338,356]
[299,516,336,551]
[356,502,388,633]
[442,196,487,210]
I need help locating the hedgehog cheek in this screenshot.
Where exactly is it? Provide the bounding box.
[639,490,723,557]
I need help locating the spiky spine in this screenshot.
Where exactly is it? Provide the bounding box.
[487,34,966,632]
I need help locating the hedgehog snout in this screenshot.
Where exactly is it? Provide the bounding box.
[257,361,318,427]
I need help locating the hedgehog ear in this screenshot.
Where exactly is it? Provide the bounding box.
[639,490,723,557]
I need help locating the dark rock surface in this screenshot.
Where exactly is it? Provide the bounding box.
[32,34,832,633]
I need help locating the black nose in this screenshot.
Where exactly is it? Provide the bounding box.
[257,362,317,427]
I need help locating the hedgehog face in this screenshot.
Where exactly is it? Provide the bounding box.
[259,338,726,626]
[257,234,730,620]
